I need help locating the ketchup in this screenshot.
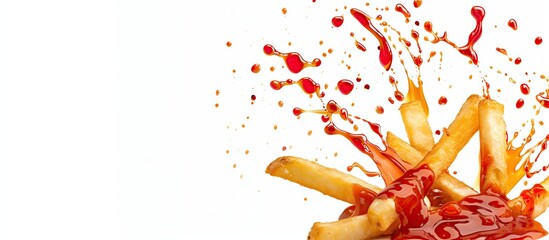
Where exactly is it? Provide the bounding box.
[350,8,393,70]
[263,44,321,73]
[379,165,547,239]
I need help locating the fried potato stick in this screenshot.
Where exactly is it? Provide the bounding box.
[368,94,483,231]
[266,156,382,205]
[400,100,435,154]
[308,214,395,240]
[386,131,477,201]
[478,99,508,195]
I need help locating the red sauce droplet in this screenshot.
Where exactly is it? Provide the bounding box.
[411,30,420,40]
[515,57,522,65]
[535,36,543,45]
[424,21,433,32]
[332,16,344,27]
[350,8,393,70]
[536,91,549,108]
[375,105,384,114]
[438,96,447,105]
[508,19,518,30]
[251,95,256,101]
[337,79,354,95]
[496,47,508,55]
[520,83,530,95]
[395,91,404,101]
[293,107,303,116]
[516,98,525,108]
[364,84,370,90]
[395,4,411,21]
[226,41,232,47]
[355,40,366,52]
[413,0,422,8]
[388,76,396,84]
[251,63,261,73]
[263,44,321,73]
[270,78,324,98]
[457,6,485,65]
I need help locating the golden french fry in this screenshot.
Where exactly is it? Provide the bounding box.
[386,131,476,201]
[400,100,435,154]
[368,94,483,231]
[308,214,395,240]
[419,94,482,176]
[265,156,381,204]
[478,99,508,195]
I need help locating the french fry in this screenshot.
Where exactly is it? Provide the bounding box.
[386,131,477,201]
[368,94,483,231]
[418,94,483,176]
[478,99,508,195]
[400,100,435,154]
[308,214,395,240]
[266,156,382,204]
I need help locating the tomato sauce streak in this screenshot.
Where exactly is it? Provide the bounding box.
[324,120,411,185]
[270,78,325,98]
[536,90,549,108]
[263,44,321,73]
[378,165,547,239]
[395,4,411,22]
[339,184,377,220]
[457,6,485,65]
[355,40,367,52]
[351,8,393,70]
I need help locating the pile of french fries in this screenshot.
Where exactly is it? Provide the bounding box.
[266,94,549,239]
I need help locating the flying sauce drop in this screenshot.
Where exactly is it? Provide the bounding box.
[350,8,393,70]
[337,79,354,95]
[263,44,321,73]
[535,37,543,45]
[457,6,485,65]
[332,16,344,27]
[508,19,518,30]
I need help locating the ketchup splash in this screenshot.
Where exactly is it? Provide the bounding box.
[537,90,549,108]
[380,165,547,239]
[270,78,325,98]
[457,6,485,65]
[263,44,321,73]
[350,8,393,70]
[395,4,411,22]
[339,184,377,220]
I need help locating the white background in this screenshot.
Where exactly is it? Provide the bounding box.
[0,0,548,239]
